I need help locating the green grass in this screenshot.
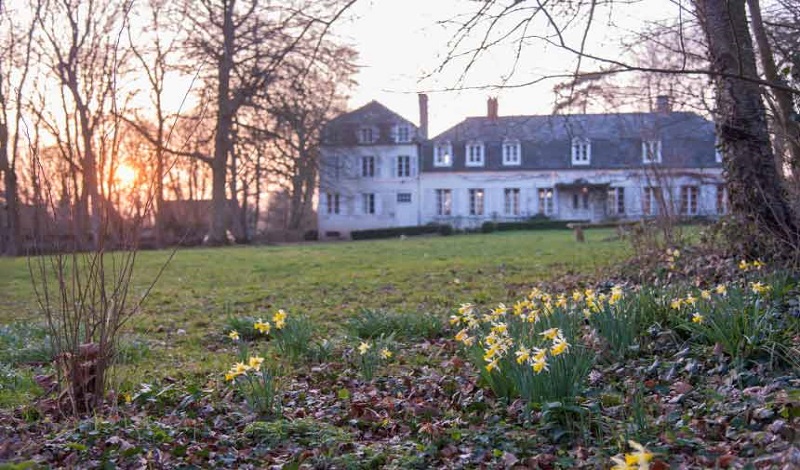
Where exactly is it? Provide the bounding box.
[0,230,628,382]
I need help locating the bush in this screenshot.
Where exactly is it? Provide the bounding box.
[350,224,450,240]
[347,309,444,341]
[303,230,318,241]
[481,221,497,233]
[494,218,584,232]
[439,224,454,236]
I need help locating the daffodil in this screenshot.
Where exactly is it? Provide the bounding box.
[715,284,727,295]
[685,294,697,306]
[380,348,392,359]
[626,440,654,467]
[532,357,549,373]
[455,328,470,343]
[692,313,704,324]
[232,362,250,375]
[750,281,771,295]
[572,290,584,302]
[752,260,765,270]
[254,319,271,334]
[228,330,240,341]
[739,259,750,271]
[358,341,371,355]
[610,286,623,305]
[248,356,264,371]
[492,303,508,315]
[485,358,500,372]
[272,309,287,329]
[458,303,474,315]
[540,327,561,340]
[532,347,547,362]
[700,290,711,300]
[514,346,530,364]
[550,336,570,356]
[670,298,683,310]
[555,294,568,308]
[491,322,508,335]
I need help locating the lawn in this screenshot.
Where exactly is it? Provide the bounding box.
[0,229,626,380]
[1,228,797,469]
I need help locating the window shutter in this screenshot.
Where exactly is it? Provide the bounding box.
[411,154,418,177]
[375,156,382,178]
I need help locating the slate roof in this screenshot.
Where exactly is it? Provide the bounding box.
[421,112,719,171]
[323,100,419,146]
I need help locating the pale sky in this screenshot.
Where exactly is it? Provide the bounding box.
[339,0,685,136]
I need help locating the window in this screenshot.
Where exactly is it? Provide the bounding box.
[466,142,484,167]
[608,187,625,215]
[361,156,375,177]
[716,184,727,214]
[572,191,589,210]
[436,189,452,216]
[642,140,662,163]
[538,188,554,215]
[502,140,521,165]
[326,193,340,215]
[469,189,485,216]
[434,142,452,167]
[643,187,662,216]
[397,192,412,203]
[680,186,699,215]
[358,127,375,144]
[504,188,520,215]
[362,193,376,214]
[396,125,410,143]
[396,155,411,178]
[571,138,591,165]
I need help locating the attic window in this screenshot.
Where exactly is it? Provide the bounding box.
[358,127,376,144]
[396,125,411,143]
[571,138,591,165]
[502,139,521,165]
[642,139,662,164]
[466,141,485,167]
[434,142,452,167]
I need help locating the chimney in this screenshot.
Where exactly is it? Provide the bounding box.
[487,97,499,121]
[655,95,671,114]
[418,93,429,139]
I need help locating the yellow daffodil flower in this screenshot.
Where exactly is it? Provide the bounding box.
[700,290,711,300]
[228,330,240,341]
[670,298,683,310]
[715,284,727,295]
[550,337,570,356]
[248,356,264,371]
[380,348,392,359]
[750,281,771,295]
[515,346,530,364]
[739,259,750,270]
[485,358,500,372]
[692,313,704,324]
[532,347,547,362]
[685,294,697,306]
[532,357,548,373]
[458,303,474,315]
[272,309,287,329]
[254,319,271,334]
[556,294,568,308]
[540,328,561,340]
[358,341,371,355]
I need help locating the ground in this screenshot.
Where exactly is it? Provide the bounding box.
[0,229,797,469]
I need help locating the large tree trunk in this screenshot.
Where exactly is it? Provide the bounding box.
[0,125,20,256]
[206,1,235,246]
[695,0,799,256]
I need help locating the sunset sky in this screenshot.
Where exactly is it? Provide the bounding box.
[340,0,685,135]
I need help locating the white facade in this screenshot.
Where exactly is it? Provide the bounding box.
[318,143,421,237]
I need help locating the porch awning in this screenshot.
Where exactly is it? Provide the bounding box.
[555,180,611,191]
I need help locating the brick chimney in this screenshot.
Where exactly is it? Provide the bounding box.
[487,97,499,121]
[655,95,671,114]
[418,93,429,139]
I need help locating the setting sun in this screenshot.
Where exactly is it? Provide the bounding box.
[115,164,137,187]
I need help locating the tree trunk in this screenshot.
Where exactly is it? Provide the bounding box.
[206,1,235,246]
[695,0,799,256]
[746,0,800,172]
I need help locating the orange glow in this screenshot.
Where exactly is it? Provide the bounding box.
[115,164,137,187]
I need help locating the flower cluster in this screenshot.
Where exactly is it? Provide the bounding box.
[224,355,265,381]
[665,248,680,270]
[739,259,765,272]
[253,309,290,335]
[671,279,771,324]
[610,440,654,470]
[357,340,392,359]
[451,286,600,374]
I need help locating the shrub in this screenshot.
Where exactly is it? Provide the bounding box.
[350,224,447,240]
[347,309,443,341]
[493,219,584,232]
[481,221,496,233]
[439,224,454,236]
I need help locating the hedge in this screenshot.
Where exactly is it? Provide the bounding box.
[350,224,452,240]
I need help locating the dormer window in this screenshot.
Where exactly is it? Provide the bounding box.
[396,125,410,143]
[642,139,662,164]
[358,127,376,144]
[571,138,591,165]
[466,141,485,167]
[502,139,521,165]
[434,142,452,167]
